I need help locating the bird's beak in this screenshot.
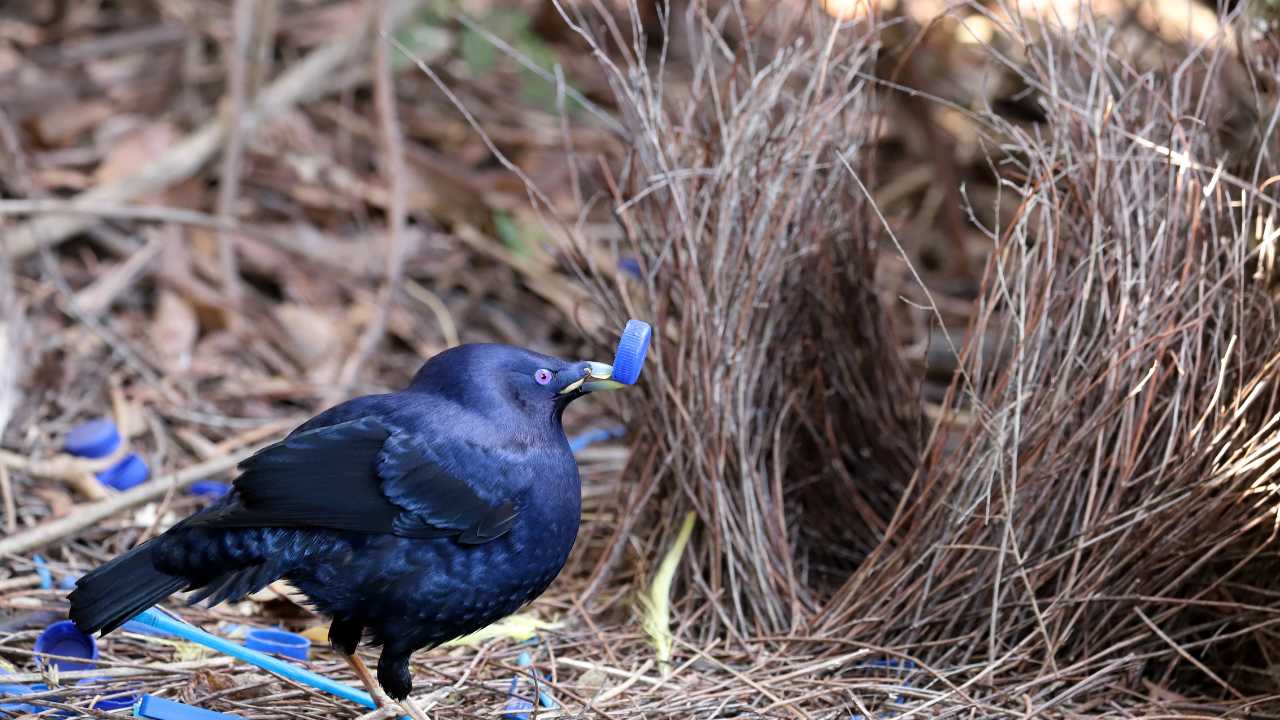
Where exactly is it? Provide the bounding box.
[560,361,626,394]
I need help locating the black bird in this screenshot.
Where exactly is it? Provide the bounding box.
[68,343,626,717]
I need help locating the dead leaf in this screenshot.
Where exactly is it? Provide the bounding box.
[272,303,344,373]
[33,100,114,147]
[95,121,180,190]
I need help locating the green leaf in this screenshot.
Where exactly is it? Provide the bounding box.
[493,211,529,258]
[391,11,452,71]
[459,27,495,74]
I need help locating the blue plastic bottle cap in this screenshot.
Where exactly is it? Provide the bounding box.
[243,628,310,661]
[34,620,99,672]
[136,695,245,720]
[65,418,121,459]
[98,454,150,491]
[610,319,651,385]
[188,480,231,499]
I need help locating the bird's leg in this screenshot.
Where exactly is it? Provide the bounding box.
[344,653,398,710]
[329,618,396,711]
[378,653,431,720]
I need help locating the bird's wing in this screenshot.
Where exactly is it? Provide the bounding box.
[194,416,519,543]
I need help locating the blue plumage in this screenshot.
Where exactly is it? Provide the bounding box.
[69,343,620,701]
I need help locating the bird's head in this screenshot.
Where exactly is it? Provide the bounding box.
[407,343,625,424]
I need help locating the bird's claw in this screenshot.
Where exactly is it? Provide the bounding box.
[397,696,433,720]
[355,706,402,720]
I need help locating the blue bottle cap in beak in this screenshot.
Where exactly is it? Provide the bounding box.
[611,320,651,385]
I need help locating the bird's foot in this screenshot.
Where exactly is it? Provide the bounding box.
[355,706,402,720]
[344,653,398,710]
[396,696,432,720]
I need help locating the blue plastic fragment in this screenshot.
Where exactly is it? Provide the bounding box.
[243,628,310,661]
[610,319,651,385]
[34,620,98,672]
[91,693,140,712]
[80,679,141,712]
[617,256,642,278]
[567,426,626,454]
[502,674,533,720]
[188,480,231,499]
[65,418,121,459]
[853,657,919,712]
[32,554,53,590]
[135,695,244,720]
[502,650,556,719]
[99,453,150,491]
[0,667,43,715]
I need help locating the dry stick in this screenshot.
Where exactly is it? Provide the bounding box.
[0,199,248,234]
[2,4,393,260]
[329,3,408,404]
[0,658,236,685]
[215,0,257,306]
[0,464,15,534]
[70,229,166,319]
[0,441,270,557]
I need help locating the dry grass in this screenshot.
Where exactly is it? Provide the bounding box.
[561,1,923,642]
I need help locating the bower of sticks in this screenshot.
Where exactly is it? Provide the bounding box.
[2,0,1279,717]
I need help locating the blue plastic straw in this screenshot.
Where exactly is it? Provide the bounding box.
[130,609,382,711]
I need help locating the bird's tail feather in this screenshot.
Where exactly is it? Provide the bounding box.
[68,539,187,636]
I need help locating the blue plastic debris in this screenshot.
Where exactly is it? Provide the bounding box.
[32,554,53,590]
[65,418,121,458]
[502,650,556,719]
[135,695,244,720]
[502,674,534,720]
[617,256,642,278]
[567,426,626,454]
[0,668,43,715]
[101,454,150,491]
[34,620,98,672]
[610,319,651,385]
[64,417,150,492]
[851,658,919,717]
[81,679,141,712]
[243,628,310,661]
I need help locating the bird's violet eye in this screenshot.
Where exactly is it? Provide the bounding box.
[534,368,553,385]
